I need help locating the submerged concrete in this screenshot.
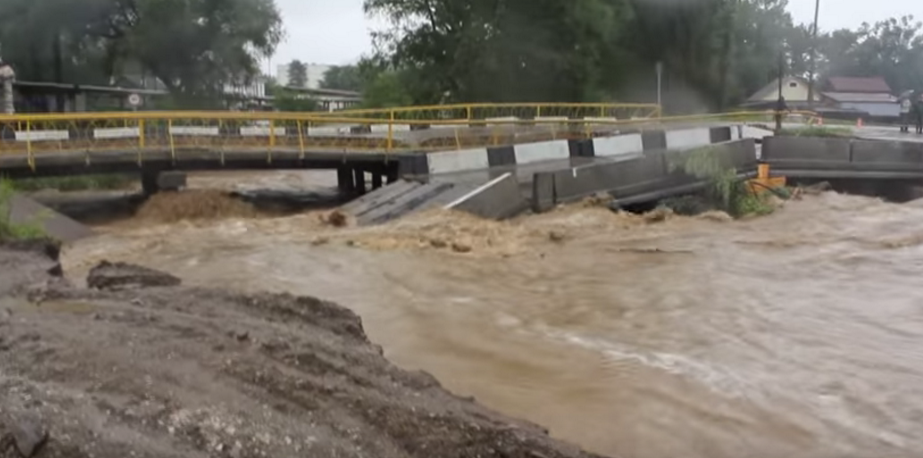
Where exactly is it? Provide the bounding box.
[6,194,94,242]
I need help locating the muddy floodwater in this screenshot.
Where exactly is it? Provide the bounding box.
[61,171,923,458]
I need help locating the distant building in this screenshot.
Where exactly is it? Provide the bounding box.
[742,75,899,119]
[741,76,822,110]
[822,76,898,118]
[275,63,331,89]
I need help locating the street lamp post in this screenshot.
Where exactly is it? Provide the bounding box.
[0,61,15,115]
[806,0,821,108]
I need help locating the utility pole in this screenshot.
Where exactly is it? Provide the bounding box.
[806,0,821,108]
[655,61,663,113]
[776,51,785,132]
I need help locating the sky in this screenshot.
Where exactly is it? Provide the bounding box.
[270,0,920,70]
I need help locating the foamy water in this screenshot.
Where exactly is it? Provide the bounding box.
[62,188,923,458]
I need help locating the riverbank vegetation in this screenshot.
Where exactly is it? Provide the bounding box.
[664,147,781,218]
[0,179,46,240]
[2,1,922,111]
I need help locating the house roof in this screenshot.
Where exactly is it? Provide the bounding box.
[745,76,820,103]
[822,92,897,103]
[14,81,167,96]
[826,76,892,94]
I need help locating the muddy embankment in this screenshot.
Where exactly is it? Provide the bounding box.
[0,242,605,458]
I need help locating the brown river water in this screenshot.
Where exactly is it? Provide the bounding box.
[60,171,923,458]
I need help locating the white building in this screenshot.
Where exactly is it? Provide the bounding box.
[275,63,331,89]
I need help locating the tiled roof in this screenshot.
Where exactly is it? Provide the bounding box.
[823,92,897,103]
[826,76,892,94]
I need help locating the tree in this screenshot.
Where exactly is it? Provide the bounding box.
[287,60,307,87]
[364,0,805,110]
[0,0,284,106]
[361,71,413,108]
[816,16,923,93]
[364,0,633,104]
[321,65,362,92]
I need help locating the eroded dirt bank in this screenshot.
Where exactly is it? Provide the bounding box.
[0,242,605,458]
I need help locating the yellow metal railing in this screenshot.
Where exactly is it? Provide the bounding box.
[0,105,821,171]
[324,102,664,121]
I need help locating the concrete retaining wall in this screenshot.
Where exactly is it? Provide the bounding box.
[531,139,758,211]
[445,173,527,220]
[7,194,94,242]
[763,136,923,177]
[410,125,748,178]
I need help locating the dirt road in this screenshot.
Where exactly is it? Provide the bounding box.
[0,241,605,458]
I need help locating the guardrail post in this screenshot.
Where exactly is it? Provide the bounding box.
[387,111,394,152]
[268,119,275,164]
[138,119,146,149]
[466,105,472,121]
[26,120,34,171]
[168,119,176,164]
[297,120,305,160]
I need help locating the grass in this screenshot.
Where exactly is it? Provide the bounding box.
[8,174,134,192]
[0,179,48,241]
[666,146,778,218]
[778,126,852,138]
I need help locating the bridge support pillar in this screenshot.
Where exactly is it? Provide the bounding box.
[141,170,186,195]
[387,167,400,184]
[141,171,159,195]
[353,168,367,195]
[337,166,355,194]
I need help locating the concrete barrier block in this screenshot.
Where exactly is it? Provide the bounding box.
[446,173,527,220]
[762,136,851,169]
[514,140,571,164]
[593,134,644,158]
[850,140,923,171]
[666,128,712,150]
[641,131,667,151]
[532,172,556,213]
[426,148,490,174]
[709,127,732,144]
[487,146,516,167]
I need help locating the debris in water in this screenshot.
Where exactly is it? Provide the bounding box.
[548,231,567,243]
[324,210,350,228]
[451,242,473,253]
[643,207,674,224]
[87,261,182,291]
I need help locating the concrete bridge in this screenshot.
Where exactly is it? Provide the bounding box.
[0,104,794,193]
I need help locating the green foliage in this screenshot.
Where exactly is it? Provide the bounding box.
[287,60,308,88]
[0,179,47,241]
[778,126,852,137]
[668,147,775,218]
[0,0,283,102]
[321,65,363,92]
[818,16,923,94]
[272,92,319,112]
[361,72,413,109]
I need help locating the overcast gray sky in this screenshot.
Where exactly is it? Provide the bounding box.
[270,0,920,68]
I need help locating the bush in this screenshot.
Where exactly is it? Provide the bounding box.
[778,126,852,138]
[666,146,777,218]
[0,179,47,241]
